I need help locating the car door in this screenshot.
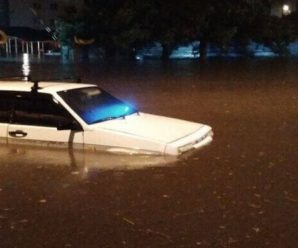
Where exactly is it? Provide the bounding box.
[0,91,13,142]
[7,92,84,148]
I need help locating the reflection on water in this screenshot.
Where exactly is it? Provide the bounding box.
[22,53,30,77]
[0,143,179,175]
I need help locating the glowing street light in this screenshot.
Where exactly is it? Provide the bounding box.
[282,4,291,15]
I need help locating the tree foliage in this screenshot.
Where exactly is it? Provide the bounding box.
[56,0,298,59]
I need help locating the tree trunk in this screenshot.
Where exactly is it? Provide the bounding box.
[104,44,117,59]
[199,38,207,61]
[161,43,171,61]
[81,46,90,61]
[61,45,71,64]
[128,47,137,61]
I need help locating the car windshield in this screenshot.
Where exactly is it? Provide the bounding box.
[58,87,137,124]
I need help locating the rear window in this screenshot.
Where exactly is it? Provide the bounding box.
[12,92,74,127]
[0,91,14,123]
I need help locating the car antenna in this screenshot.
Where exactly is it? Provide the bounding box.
[31,80,41,93]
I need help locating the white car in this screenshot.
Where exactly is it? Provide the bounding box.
[0,80,213,156]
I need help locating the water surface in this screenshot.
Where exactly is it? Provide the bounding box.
[0,57,297,248]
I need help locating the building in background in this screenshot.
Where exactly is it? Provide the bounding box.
[9,0,61,30]
[1,0,83,30]
[0,0,69,55]
[0,0,9,27]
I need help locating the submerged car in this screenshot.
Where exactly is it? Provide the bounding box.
[0,80,213,156]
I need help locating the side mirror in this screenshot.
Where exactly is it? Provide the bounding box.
[57,119,82,131]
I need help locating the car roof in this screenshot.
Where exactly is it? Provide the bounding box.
[0,81,96,94]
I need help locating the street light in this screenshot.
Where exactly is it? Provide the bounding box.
[282,4,291,15]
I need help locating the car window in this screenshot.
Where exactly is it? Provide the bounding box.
[0,91,14,123]
[12,92,76,127]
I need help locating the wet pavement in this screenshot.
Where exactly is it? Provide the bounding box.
[0,57,297,247]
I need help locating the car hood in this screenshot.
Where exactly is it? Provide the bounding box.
[91,113,204,143]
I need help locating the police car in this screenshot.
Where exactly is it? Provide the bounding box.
[0,79,213,156]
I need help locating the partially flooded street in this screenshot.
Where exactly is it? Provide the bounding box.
[0,58,297,247]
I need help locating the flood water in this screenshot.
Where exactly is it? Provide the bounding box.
[0,57,297,248]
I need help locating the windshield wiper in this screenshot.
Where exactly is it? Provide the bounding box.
[91,111,138,124]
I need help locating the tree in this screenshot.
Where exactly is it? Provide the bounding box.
[55,4,79,46]
[142,0,193,60]
[78,0,151,59]
[55,0,298,60]
[252,14,296,55]
[193,0,256,60]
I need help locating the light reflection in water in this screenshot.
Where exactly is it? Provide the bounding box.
[0,143,180,178]
[22,53,31,77]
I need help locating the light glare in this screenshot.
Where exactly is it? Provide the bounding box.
[283,4,290,15]
[22,53,30,77]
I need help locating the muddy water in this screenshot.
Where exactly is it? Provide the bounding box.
[0,58,297,248]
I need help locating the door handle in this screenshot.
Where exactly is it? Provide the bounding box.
[9,130,28,138]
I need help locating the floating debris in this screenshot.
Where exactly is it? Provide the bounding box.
[19,219,29,224]
[122,217,135,226]
[39,199,47,204]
